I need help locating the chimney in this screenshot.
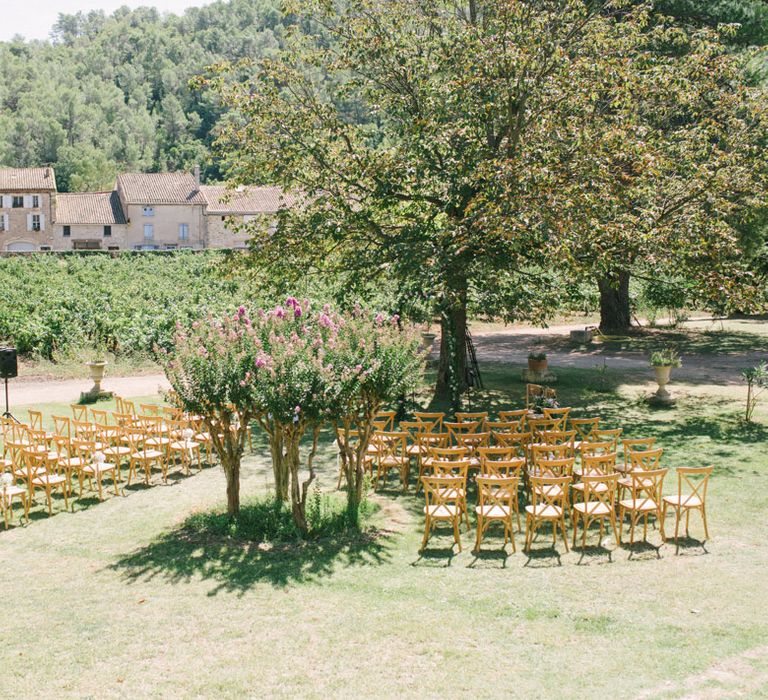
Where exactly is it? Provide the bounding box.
[193,164,201,187]
[45,167,50,178]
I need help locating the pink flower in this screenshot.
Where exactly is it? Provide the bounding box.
[274,306,286,319]
[285,296,299,309]
[374,312,384,325]
[238,306,246,316]
[355,364,363,372]
[294,405,301,413]
[294,306,302,319]
[192,321,200,329]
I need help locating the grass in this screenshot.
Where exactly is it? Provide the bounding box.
[1,333,768,697]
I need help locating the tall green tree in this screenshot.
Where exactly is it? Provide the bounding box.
[202,0,768,403]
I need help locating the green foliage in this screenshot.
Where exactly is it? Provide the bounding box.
[650,348,682,367]
[528,352,547,362]
[741,361,768,421]
[184,491,372,543]
[0,1,294,186]
[0,251,267,359]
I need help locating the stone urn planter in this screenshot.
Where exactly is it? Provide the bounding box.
[421,331,437,352]
[527,354,548,373]
[653,365,672,402]
[649,349,681,406]
[86,360,107,395]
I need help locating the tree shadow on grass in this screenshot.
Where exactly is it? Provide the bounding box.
[110,525,394,595]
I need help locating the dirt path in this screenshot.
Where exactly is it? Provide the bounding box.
[9,373,170,407]
[467,324,766,386]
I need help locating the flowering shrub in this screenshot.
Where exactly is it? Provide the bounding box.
[163,298,424,531]
[163,307,263,515]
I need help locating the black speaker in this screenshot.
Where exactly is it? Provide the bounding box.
[0,347,18,379]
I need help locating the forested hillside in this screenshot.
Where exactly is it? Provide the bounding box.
[0,0,765,196]
[0,0,292,191]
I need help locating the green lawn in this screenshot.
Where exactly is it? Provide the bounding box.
[1,362,767,698]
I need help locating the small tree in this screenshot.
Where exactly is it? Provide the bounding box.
[249,297,336,533]
[326,308,424,525]
[742,362,768,422]
[162,309,260,515]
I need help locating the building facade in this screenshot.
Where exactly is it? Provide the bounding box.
[0,166,291,252]
[0,168,56,251]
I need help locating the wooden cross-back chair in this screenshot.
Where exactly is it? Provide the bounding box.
[571,417,600,443]
[123,427,165,486]
[480,457,525,479]
[618,438,657,473]
[95,423,130,483]
[21,447,69,515]
[455,412,488,430]
[486,420,522,436]
[372,410,397,432]
[572,452,617,503]
[662,466,713,552]
[572,473,620,549]
[527,418,558,441]
[475,475,520,552]
[543,407,571,426]
[445,421,481,443]
[70,404,89,422]
[420,474,464,552]
[430,459,471,528]
[596,428,623,451]
[139,404,160,416]
[618,468,668,546]
[476,446,516,464]
[73,437,119,500]
[493,431,531,460]
[525,474,571,552]
[372,431,410,492]
[529,443,573,472]
[525,384,557,409]
[1,469,29,528]
[414,412,445,433]
[168,420,202,476]
[453,431,490,468]
[499,409,528,425]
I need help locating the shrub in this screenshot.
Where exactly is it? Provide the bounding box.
[650,348,682,367]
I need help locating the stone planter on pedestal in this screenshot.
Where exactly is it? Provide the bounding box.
[421,332,437,353]
[652,365,675,406]
[81,360,112,403]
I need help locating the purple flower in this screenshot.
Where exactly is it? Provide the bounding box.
[274,306,286,319]
[294,306,302,319]
[374,312,384,325]
[238,306,246,317]
[285,296,299,309]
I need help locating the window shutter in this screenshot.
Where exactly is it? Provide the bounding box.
[2,214,7,231]
[26,214,32,231]
[1,196,6,208]
[23,195,32,208]
[2,195,9,208]
[39,214,45,231]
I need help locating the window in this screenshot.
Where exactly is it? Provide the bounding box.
[63,225,71,237]
[31,195,39,208]
[142,206,154,217]
[31,215,41,232]
[143,224,154,240]
[107,246,120,251]
[103,225,112,237]
[40,246,51,252]
[12,196,23,208]
[178,223,189,241]
[0,217,5,232]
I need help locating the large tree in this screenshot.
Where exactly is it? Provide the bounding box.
[202,0,768,405]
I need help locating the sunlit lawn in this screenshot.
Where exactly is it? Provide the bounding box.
[1,361,767,697]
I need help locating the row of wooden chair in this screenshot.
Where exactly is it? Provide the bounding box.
[0,403,213,528]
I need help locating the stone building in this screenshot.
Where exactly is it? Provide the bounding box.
[0,166,293,252]
[0,167,56,251]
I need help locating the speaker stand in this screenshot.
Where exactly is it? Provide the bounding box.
[2,377,17,422]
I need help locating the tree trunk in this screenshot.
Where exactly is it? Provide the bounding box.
[223,456,240,516]
[436,274,469,409]
[598,271,631,334]
[268,430,289,502]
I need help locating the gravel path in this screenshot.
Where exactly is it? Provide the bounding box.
[9,373,170,407]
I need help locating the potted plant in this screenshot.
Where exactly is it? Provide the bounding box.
[86,342,108,395]
[650,348,681,402]
[528,351,548,373]
[420,320,437,352]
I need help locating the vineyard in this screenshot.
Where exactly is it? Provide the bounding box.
[0,252,267,359]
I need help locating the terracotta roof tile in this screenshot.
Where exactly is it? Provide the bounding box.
[117,172,206,205]
[56,192,127,225]
[0,167,56,191]
[200,185,296,214]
